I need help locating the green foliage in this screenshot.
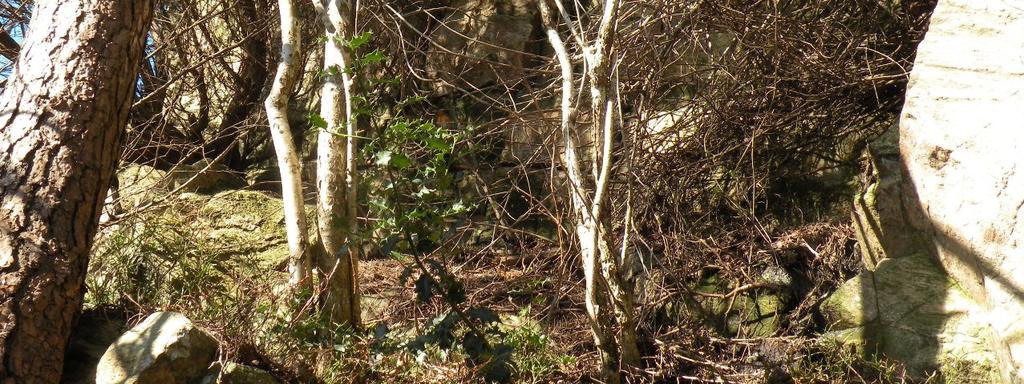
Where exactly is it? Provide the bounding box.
[499,307,577,382]
[788,340,929,383]
[87,202,254,317]
[86,29,574,384]
[348,32,525,383]
[366,114,471,249]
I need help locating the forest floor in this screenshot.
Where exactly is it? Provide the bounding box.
[358,243,598,381]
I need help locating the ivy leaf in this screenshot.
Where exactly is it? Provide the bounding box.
[360,49,387,66]
[466,307,500,324]
[399,265,415,285]
[415,273,434,302]
[380,235,400,257]
[348,31,372,50]
[373,323,390,341]
[424,137,450,152]
[309,113,328,129]
[442,276,466,304]
[375,150,393,166]
[483,344,514,383]
[390,153,413,169]
[414,186,435,198]
[462,332,487,360]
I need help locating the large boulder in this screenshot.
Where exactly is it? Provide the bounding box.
[425,0,536,95]
[61,312,128,384]
[899,1,1024,381]
[95,312,218,384]
[821,253,998,382]
[183,190,295,267]
[824,130,1000,381]
[116,164,172,209]
[167,160,246,195]
[825,1,1024,381]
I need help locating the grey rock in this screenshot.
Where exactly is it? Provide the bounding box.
[116,164,171,209]
[425,0,536,95]
[168,160,246,194]
[863,0,1024,381]
[821,253,999,381]
[95,312,218,384]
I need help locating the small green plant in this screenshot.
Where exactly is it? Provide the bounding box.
[788,339,923,383]
[334,30,520,383]
[500,307,576,382]
[368,112,514,382]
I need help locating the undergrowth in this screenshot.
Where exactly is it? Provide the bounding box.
[85,193,576,383]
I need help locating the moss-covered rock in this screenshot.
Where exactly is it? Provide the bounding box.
[168,160,246,194]
[182,190,296,268]
[690,271,790,338]
[821,253,999,381]
[202,362,280,384]
[88,189,315,308]
[117,164,172,208]
[96,312,219,384]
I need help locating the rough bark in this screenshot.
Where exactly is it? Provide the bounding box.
[315,0,361,327]
[266,0,311,291]
[0,0,155,382]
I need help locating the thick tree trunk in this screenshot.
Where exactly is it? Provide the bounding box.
[315,0,361,327]
[266,0,311,291]
[0,1,154,382]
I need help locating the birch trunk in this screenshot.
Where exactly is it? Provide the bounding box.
[540,0,639,380]
[0,0,154,381]
[315,0,361,326]
[265,0,311,291]
[586,0,642,368]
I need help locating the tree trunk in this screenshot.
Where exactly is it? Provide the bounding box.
[585,0,642,370]
[266,0,311,291]
[540,0,639,381]
[315,0,361,327]
[0,1,154,382]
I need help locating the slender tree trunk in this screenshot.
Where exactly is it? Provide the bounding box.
[315,0,361,327]
[540,0,639,381]
[586,0,642,369]
[540,2,615,374]
[0,1,154,382]
[266,0,311,291]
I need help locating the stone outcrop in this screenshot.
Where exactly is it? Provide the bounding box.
[117,164,172,209]
[115,162,247,212]
[825,1,1024,382]
[95,312,218,384]
[821,253,998,381]
[167,159,247,194]
[900,1,1024,381]
[66,312,280,384]
[183,190,299,267]
[425,0,536,95]
[94,188,309,273]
